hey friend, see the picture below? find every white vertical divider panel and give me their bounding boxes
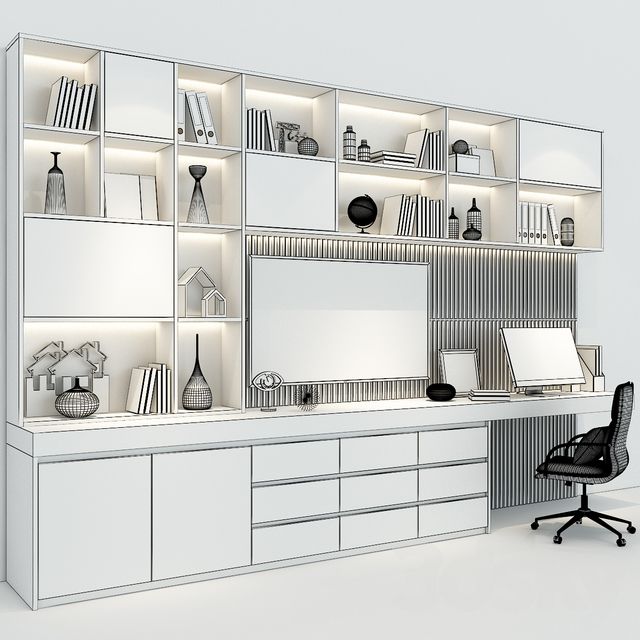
[333,91,341,232]
[97,50,105,218]
[84,52,101,217]
[172,62,180,414]
[240,73,247,411]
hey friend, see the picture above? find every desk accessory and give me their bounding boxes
[252,371,284,411]
[426,382,456,401]
[439,349,480,396]
[296,384,319,411]
[347,194,378,233]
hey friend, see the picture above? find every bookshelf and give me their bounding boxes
[6,33,604,426]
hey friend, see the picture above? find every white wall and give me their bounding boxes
[2,0,638,581]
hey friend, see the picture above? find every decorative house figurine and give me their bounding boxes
[178,266,227,318]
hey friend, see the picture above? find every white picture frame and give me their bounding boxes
[439,349,480,396]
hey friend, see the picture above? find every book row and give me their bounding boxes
[125,363,171,415]
[246,108,276,151]
[45,76,97,130]
[380,194,446,238]
[517,202,561,246]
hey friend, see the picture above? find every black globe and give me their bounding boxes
[452,139,469,154]
[347,194,378,233]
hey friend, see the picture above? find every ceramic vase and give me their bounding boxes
[54,377,99,418]
[182,333,213,410]
[187,165,209,224]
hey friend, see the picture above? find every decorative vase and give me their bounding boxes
[44,151,67,215]
[462,227,482,241]
[466,197,482,233]
[182,333,213,410]
[343,125,357,160]
[448,207,460,239]
[347,194,378,233]
[187,165,209,224]
[298,136,319,156]
[54,377,99,418]
[357,139,371,162]
[560,217,575,246]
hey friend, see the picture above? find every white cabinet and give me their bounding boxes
[152,447,251,581]
[419,463,487,501]
[341,471,417,511]
[419,426,487,464]
[253,440,339,482]
[253,519,339,564]
[38,456,151,599]
[419,497,488,538]
[24,218,174,317]
[253,480,339,523]
[341,433,417,472]
[105,53,174,139]
[519,120,602,188]
[246,153,335,230]
[341,507,417,549]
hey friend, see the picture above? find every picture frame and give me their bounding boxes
[439,348,481,396]
[468,146,496,177]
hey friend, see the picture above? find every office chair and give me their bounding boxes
[531,381,635,546]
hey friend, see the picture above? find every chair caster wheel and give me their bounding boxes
[553,535,562,544]
[617,538,627,547]
[530,521,539,530]
[627,525,636,534]
[577,519,582,525]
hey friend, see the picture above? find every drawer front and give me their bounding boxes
[419,426,487,464]
[341,471,417,511]
[253,480,339,524]
[341,507,417,550]
[419,463,487,501]
[341,433,417,472]
[253,440,339,482]
[252,519,339,564]
[419,497,488,538]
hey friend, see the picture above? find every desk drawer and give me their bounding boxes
[419,463,487,501]
[252,519,339,563]
[341,433,417,472]
[253,480,339,524]
[341,471,417,511]
[253,440,339,482]
[419,426,487,464]
[419,497,487,537]
[341,507,417,550]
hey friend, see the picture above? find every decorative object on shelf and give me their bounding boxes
[561,217,575,246]
[466,197,482,233]
[54,376,100,419]
[343,125,357,160]
[448,207,460,239]
[451,139,469,155]
[370,150,416,167]
[126,363,171,414]
[45,77,97,130]
[297,135,319,156]
[251,370,284,412]
[44,151,67,215]
[448,153,480,174]
[186,165,209,224]
[178,266,226,317]
[357,139,371,162]
[462,227,482,241]
[347,194,378,233]
[25,340,110,417]
[182,334,213,411]
[439,349,480,397]
[275,121,301,153]
[295,384,319,411]
[426,382,456,402]
[105,173,158,221]
[469,145,496,176]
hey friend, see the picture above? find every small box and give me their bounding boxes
[448,153,480,174]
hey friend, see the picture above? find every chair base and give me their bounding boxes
[531,484,636,546]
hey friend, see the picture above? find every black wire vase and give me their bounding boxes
[55,377,99,419]
[44,151,67,215]
[186,165,209,224]
[182,333,213,410]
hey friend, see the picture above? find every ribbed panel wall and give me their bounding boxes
[491,416,577,508]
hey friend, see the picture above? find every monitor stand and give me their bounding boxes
[524,387,545,396]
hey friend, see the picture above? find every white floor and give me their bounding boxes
[2,488,640,639]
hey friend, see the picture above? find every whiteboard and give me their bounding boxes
[250,257,428,384]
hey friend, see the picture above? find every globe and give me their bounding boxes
[347,194,378,233]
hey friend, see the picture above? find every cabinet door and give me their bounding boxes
[105,53,174,138]
[38,456,151,599]
[340,433,417,472]
[246,154,335,230]
[153,447,251,580]
[340,507,417,550]
[519,120,601,188]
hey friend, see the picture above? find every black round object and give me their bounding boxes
[530,521,539,530]
[54,377,99,419]
[452,139,469,154]
[628,525,636,534]
[553,535,562,544]
[617,538,627,547]
[462,227,482,241]
[298,137,319,156]
[426,382,456,402]
[347,194,378,233]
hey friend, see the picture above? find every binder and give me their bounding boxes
[541,203,548,244]
[533,203,542,244]
[177,89,186,141]
[517,202,524,243]
[186,90,206,143]
[196,91,218,144]
[547,204,561,246]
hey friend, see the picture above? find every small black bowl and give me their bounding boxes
[426,383,456,402]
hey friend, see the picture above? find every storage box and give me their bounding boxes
[448,153,480,174]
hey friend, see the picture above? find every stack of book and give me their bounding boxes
[45,76,97,130]
[178,90,218,144]
[370,150,416,167]
[246,108,276,151]
[415,196,445,238]
[468,389,511,402]
[403,128,445,171]
[379,194,446,237]
[126,363,172,415]
[517,202,561,246]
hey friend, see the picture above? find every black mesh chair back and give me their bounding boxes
[606,381,634,480]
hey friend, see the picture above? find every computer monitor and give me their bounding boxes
[500,327,585,392]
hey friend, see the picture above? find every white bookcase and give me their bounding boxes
[6,33,604,428]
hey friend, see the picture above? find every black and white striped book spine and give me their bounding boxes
[82,84,97,130]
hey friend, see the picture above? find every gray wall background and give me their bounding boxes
[1,0,637,581]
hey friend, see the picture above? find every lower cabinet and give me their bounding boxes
[419,497,488,538]
[340,507,418,549]
[152,447,251,580]
[38,456,151,600]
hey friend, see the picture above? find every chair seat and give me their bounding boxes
[536,455,608,478]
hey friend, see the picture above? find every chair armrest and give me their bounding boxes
[562,433,586,457]
[538,440,611,476]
